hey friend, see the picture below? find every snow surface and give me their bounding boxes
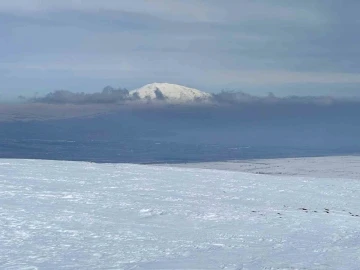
[1,159,360,269]
[162,156,360,179]
[130,83,212,103]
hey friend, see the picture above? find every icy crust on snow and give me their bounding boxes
[1,159,360,269]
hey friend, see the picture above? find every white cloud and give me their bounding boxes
[0,0,217,22]
[0,0,355,96]
[214,70,360,84]
[4,56,360,86]
[0,0,325,24]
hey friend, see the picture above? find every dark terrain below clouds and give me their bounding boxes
[1,86,359,123]
[24,86,357,105]
[1,95,360,163]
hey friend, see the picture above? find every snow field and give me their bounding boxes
[0,159,359,269]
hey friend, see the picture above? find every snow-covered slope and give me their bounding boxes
[162,156,360,179]
[1,159,360,269]
[130,83,212,103]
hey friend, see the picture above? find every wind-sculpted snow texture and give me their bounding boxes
[1,159,359,269]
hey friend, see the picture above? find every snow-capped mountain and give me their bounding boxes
[130,83,212,103]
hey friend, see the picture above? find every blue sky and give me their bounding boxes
[1,0,360,100]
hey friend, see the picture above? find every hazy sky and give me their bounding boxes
[1,0,360,99]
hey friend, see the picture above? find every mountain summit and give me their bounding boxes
[130,83,212,103]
